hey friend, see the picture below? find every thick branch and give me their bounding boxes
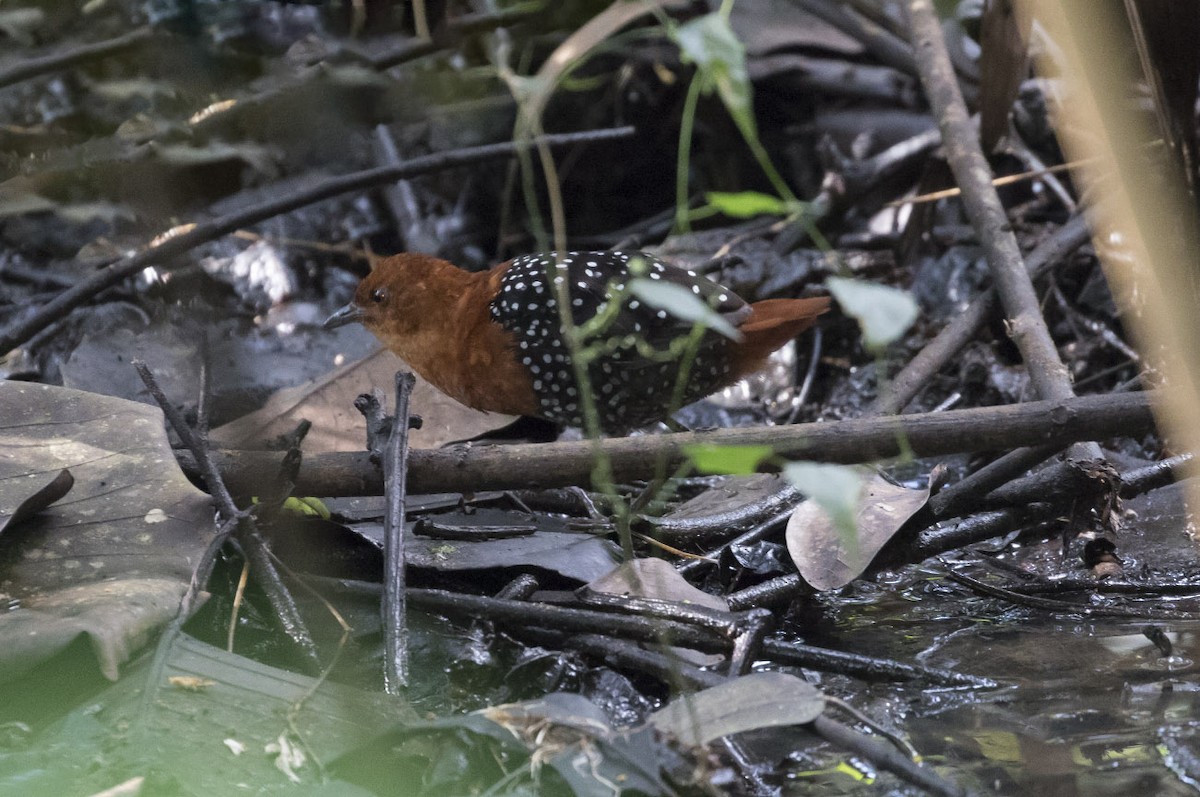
[184,392,1157,496]
[907,3,1083,404]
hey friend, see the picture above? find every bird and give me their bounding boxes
[324,250,830,432]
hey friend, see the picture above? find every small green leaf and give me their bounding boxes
[628,278,742,340]
[705,191,788,219]
[826,276,918,353]
[251,497,332,519]
[684,444,774,475]
[673,13,756,141]
[782,462,863,542]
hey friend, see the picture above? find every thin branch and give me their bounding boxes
[809,715,967,797]
[382,372,417,693]
[942,565,1200,621]
[927,443,1062,518]
[133,360,321,672]
[0,27,154,90]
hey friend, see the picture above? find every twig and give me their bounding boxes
[817,127,942,218]
[912,506,1052,560]
[809,715,967,797]
[727,608,773,677]
[574,591,743,638]
[382,372,417,693]
[911,450,1171,563]
[761,637,992,688]
[978,454,1118,510]
[916,444,1176,557]
[1119,453,1193,497]
[0,28,154,90]
[676,506,796,579]
[186,391,1159,496]
[133,361,321,672]
[405,587,990,687]
[941,564,1200,621]
[409,587,730,649]
[302,576,992,687]
[353,389,392,458]
[0,127,635,357]
[134,345,233,724]
[733,451,1187,606]
[227,560,250,653]
[365,6,539,69]
[1008,577,1200,598]
[927,442,1064,518]
[792,0,918,77]
[824,696,923,762]
[926,348,1138,521]
[550,631,720,689]
[886,160,1079,209]
[649,481,799,544]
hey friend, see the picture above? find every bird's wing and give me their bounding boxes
[558,252,750,349]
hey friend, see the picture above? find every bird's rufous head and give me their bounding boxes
[323,254,456,337]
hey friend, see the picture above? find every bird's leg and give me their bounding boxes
[663,417,692,433]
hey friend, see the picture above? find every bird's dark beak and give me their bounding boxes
[323,302,366,330]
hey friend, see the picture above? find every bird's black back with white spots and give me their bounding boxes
[488,251,752,431]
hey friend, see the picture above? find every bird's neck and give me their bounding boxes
[374,265,485,367]
[375,266,538,416]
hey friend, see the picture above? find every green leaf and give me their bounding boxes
[705,191,789,219]
[782,462,863,542]
[628,278,742,340]
[826,276,918,354]
[673,13,756,141]
[283,497,331,519]
[684,444,774,475]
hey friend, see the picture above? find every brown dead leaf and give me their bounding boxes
[786,472,929,591]
[588,557,728,611]
[209,347,519,452]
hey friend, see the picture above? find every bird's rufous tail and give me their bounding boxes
[729,297,832,379]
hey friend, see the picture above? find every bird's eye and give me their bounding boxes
[370,288,387,303]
